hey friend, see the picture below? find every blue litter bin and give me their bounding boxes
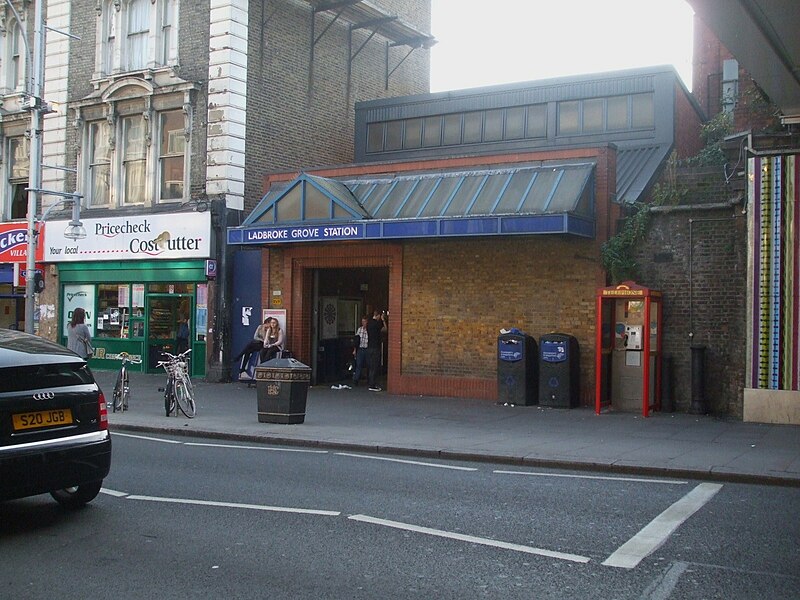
[538,333,579,408]
[497,331,538,405]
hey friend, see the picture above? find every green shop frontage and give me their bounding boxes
[57,261,208,377]
[44,212,213,378]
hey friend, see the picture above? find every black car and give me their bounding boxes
[0,329,111,508]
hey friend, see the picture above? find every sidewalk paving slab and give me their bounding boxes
[95,370,800,486]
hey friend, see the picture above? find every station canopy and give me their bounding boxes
[231,161,597,244]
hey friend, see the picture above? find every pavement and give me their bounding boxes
[95,369,800,487]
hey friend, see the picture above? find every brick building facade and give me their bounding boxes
[0,0,432,380]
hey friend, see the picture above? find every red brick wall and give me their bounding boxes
[692,15,780,132]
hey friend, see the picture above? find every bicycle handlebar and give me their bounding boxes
[116,351,142,364]
[159,348,192,360]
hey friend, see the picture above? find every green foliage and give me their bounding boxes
[685,112,732,167]
[601,203,651,284]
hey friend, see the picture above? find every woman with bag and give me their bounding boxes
[67,307,93,359]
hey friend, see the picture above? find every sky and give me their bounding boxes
[430,0,695,93]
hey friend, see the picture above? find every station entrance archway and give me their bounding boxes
[281,242,402,390]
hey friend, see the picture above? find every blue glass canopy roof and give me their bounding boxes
[230,162,596,245]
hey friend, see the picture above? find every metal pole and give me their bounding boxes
[25,0,46,334]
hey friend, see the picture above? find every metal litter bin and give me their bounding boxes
[255,357,311,424]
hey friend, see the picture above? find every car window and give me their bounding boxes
[0,363,95,393]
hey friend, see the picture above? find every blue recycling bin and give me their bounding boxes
[538,333,580,408]
[497,331,538,405]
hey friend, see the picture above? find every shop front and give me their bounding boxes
[0,221,43,331]
[43,212,213,377]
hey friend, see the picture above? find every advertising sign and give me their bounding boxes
[44,212,212,262]
[62,284,96,337]
[0,222,44,263]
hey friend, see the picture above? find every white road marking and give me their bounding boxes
[112,432,182,444]
[100,488,129,497]
[603,482,723,569]
[185,442,327,454]
[349,514,590,563]
[335,452,477,471]
[118,493,340,516]
[494,470,687,485]
[641,561,689,600]
[112,432,326,454]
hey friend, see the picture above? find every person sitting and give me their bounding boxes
[234,318,270,373]
[259,318,285,363]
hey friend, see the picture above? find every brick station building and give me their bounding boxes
[228,66,704,402]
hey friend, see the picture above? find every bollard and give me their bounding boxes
[689,345,707,415]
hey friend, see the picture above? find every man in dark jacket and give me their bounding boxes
[366,310,387,391]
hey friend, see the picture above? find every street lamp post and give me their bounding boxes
[23,0,84,334]
[23,0,45,334]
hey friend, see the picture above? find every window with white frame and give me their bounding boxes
[5,136,29,220]
[2,17,26,93]
[97,0,179,77]
[158,110,185,201]
[121,115,146,204]
[83,105,187,207]
[88,121,112,206]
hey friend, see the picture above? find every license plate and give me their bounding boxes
[12,409,74,431]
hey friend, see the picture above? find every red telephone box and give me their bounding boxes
[595,282,662,417]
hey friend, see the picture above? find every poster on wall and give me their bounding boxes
[62,284,96,337]
[195,283,208,339]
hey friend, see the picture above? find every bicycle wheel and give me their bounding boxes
[112,370,124,413]
[164,379,175,417]
[174,377,196,418]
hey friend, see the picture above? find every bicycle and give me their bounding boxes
[111,351,142,413]
[157,349,195,418]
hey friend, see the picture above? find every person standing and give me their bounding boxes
[351,316,370,386]
[66,307,93,359]
[366,310,386,391]
[175,314,190,355]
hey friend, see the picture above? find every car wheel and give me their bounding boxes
[50,481,103,509]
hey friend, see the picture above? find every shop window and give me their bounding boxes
[147,283,195,294]
[631,93,654,129]
[96,284,132,339]
[159,110,185,202]
[88,121,112,206]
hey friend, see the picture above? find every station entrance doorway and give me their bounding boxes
[311,267,388,385]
